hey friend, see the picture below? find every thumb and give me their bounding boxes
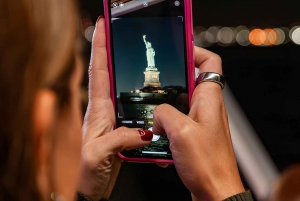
[153,104,191,139]
[101,127,153,154]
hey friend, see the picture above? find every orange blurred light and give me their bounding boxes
[264,28,277,45]
[249,29,266,46]
[249,29,258,45]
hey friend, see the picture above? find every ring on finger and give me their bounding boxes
[196,72,225,90]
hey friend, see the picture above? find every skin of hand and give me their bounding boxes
[153,47,245,201]
[78,17,153,201]
[270,165,300,201]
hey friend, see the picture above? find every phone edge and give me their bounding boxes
[104,0,194,164]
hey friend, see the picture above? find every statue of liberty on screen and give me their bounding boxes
[143,35,155,68]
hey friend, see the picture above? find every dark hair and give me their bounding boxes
[0,0,79,200]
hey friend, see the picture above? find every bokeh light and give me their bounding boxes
[206,26,219,43]
[280,27,290,44]
[234,26,248,35]
[273,28,285,45]
[290,26,300,45]
[193,26,211,47]
[82,16,94,42]
[217,27,234,45]
[249,29,266,46]
[84,26,95,42]
[193,24,299,47]
[264,29,277,45]
[236,29,250,46]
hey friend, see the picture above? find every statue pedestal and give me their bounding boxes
[145,67,158,71]
[144,67,161,88]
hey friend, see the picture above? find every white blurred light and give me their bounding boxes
[174,1,180,6]
[289,26,295,40]
[290,26,300,45]
[193,25,300,47]
[230,27,237,43]
[84,26,95,42]
[236,30,250,46]
[206,26,219,43]
[273,28,285,45]
[280,27,290,44]
[234,26,249,35]
[199,32,212,47]
[193,26,211,47]
[143,1,148,7]
[217,27,234,45]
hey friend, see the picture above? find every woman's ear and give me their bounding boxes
[32,89,57,200]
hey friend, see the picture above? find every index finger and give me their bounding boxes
[189,47,225,121]
[82,17,115,143]
[89,17,110,102]
[194,46,222,75]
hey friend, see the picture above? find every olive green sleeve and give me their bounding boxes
[222,191,254,201]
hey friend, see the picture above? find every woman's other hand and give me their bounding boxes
[153,47,245,201]
[78,17,153,201]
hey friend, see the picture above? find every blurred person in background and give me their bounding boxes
[0,0,151,199]
[0,0,83,199]
[0,0,261,201]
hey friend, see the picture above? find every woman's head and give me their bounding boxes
[0,0,82,200]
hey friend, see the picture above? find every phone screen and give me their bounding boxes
[108,0,188,159]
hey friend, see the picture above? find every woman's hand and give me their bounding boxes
[78,17,153,201]
[153,47,245,201]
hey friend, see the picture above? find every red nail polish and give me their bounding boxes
[138,130,153,141]
[96,15,103,23]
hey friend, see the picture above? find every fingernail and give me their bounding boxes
[96,15,103,23]
[138,130,153,141]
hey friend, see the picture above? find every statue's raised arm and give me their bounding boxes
[143,35,148,48]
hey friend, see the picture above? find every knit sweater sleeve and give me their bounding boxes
[222,191,254,201]
[77,192,109,201]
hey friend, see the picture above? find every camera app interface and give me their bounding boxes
[110,0,187,158]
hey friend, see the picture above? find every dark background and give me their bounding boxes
[79,0,300,200]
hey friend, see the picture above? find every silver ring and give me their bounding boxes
[196,72,225,90]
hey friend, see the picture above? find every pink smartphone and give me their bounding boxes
[104,0,194,163]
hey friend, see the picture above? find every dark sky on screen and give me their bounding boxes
[112,17,186,96]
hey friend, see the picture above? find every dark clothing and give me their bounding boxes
[223,191,254,201]
[77,192,109,201]
[78,190,254,201]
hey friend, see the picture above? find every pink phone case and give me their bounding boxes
[104,0,194,164]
